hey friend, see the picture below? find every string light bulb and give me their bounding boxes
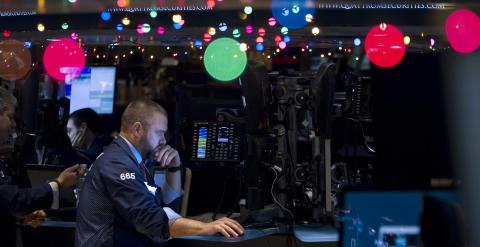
[268,17,277,26]
[208,27,216,36]
[121,17,130,26]
[240,43,248,52]
[37,23,45,32]
[403,35,411,45]
[172,14,182,23]
[244,6,253,15]
[305,14,314,23]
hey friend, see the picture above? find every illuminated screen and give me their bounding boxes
[342,190,458,247]
[67,67,116,114]
[217,126,229,143]
[196,127,208,158]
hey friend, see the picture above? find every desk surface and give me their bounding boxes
[41,219,76,228]
[40,220,340,244]
[176,227,281,242]
[293,224,339,243]
[176,224,339,243]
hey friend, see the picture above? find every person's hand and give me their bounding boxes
[21,210,46,228]
[70,130,86,149]
[153,145,181,168]
[200,217,244,237]
[56,164,85,188]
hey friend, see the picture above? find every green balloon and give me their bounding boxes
[204,38,247,82]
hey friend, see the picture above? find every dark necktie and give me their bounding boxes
[139,161,148,181]
[140,161,155,186]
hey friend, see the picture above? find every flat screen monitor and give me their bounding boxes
[340,189,459,247]
[66,67,116,114]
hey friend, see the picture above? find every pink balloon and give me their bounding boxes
[364,23,406,68]
[43,38,85,81]
[445,9,480,54]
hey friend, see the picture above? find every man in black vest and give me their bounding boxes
[76,100,244,247]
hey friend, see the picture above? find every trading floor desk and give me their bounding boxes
[21,220,338,247]
[171,224,338,247]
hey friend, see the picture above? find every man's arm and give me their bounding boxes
[0,182,52,213]
[170,217,244,238]
[154,145,182,193]
[0,164,83,213]
[165,168,182,194]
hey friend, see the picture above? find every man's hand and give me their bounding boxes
[56,164,85,188]
[20,210,46,228]
[153,145,181,168]
[201,217,244,237]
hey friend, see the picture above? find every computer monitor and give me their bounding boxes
[66,67,116,114]
[25,164,77,207]
[340,189,460,247]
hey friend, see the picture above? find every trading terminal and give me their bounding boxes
[0,0,478,246]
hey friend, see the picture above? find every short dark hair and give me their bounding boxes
[120,100,167,132]
[69,108,102,134]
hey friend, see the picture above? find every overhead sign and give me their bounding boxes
[318,2,456,10]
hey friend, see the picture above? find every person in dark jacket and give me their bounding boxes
[66,108,113,163]
[76,100,243,247]
[0,87,85,246]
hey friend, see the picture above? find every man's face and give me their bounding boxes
[0,105,16,144]
[140,112,168,159]
[66,118,79,142]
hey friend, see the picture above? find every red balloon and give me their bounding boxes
[445,9,480,54]
[0,40,32,81]
[43,38,85,81]
[364,23,406,68]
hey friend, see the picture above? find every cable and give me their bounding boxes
[226,175,242,217]
[347,117,375,153]
[212,178,227,221]
[270,167,294,219]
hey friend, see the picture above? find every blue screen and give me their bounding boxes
[67,67,116,114]
[217,126,229,143]
[341,190,458,247]
[196,127,208,158]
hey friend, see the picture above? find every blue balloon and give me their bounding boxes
[271,0,315,29]
[101,11,111,21]
[116,24,123,31]
[283,35,291,43]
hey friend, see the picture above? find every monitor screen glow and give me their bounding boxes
[67,67,116,114]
